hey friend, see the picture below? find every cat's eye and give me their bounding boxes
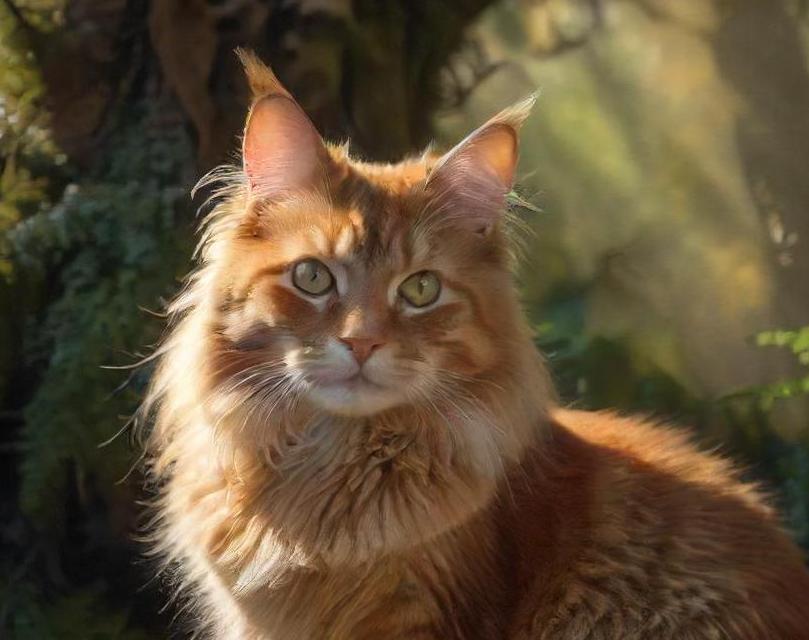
[292,259,334,296]
[399,271,441,308]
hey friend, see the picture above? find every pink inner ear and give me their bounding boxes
[426,122,520,233]
[470,124,519,187]
[243,95,325,197]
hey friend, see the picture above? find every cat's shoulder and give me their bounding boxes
[549,407,747,492]
[542,407,809,572]
[503,408,809,637]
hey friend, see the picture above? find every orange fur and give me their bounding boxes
[142,54,809,639]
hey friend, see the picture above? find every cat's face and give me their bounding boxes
[203,54,532,420]
[211,179,512,418]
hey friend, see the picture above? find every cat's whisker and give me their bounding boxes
[250,378,299,434]
[213,361,288,397]
[236,379,288,436]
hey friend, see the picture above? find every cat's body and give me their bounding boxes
[143,52,809,639]
[153,407,809,639]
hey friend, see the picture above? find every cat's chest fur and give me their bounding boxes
[223,554,499,640]
[218,532,506,640]
[166,411,512,638]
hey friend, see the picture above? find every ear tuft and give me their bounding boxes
[425,94,537,234]
[491,92,539,132]
[237,48,291,100]
[239,50,329,198]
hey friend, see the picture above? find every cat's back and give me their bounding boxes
[503,409,809,639]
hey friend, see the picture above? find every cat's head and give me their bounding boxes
[198,52,537,421]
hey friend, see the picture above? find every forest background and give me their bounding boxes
[1,0,809,637]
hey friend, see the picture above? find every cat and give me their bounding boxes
[141,50,809,639]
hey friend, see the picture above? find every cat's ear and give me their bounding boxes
[238,49,330,197]
[425,95,536,234]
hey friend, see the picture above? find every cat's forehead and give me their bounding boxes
[306,164,434,265]
[321,199,424,269]
[251,189,420,273]
[342,154,437,192]
[247,154,444,271]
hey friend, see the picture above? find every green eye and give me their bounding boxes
[399,271,441,308]
[292,259,334,296]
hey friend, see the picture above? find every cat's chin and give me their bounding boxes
[307,378,403,417]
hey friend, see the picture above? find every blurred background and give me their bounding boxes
[1,0,808,637]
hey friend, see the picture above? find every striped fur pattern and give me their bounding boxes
[142,53,809,638]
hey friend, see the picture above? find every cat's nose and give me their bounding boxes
[339,337,384,365]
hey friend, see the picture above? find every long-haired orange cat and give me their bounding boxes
[142,52,809,639]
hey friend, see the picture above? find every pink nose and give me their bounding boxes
[339,337,384,365]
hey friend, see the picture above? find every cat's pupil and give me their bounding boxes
[293,259,333,295]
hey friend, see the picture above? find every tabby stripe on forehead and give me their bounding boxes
[389,218,414,267]
[330,223,356,257]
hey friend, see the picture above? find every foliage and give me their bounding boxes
[749,327,809,409]
[0,0,65,274]
[10,106,193,529]
[2,93,194,635]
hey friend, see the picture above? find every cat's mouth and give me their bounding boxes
[309,367,380,387]
[305,370,400,416]
[315,371,387,394]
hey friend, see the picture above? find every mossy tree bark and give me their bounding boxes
[26,0,497,168]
